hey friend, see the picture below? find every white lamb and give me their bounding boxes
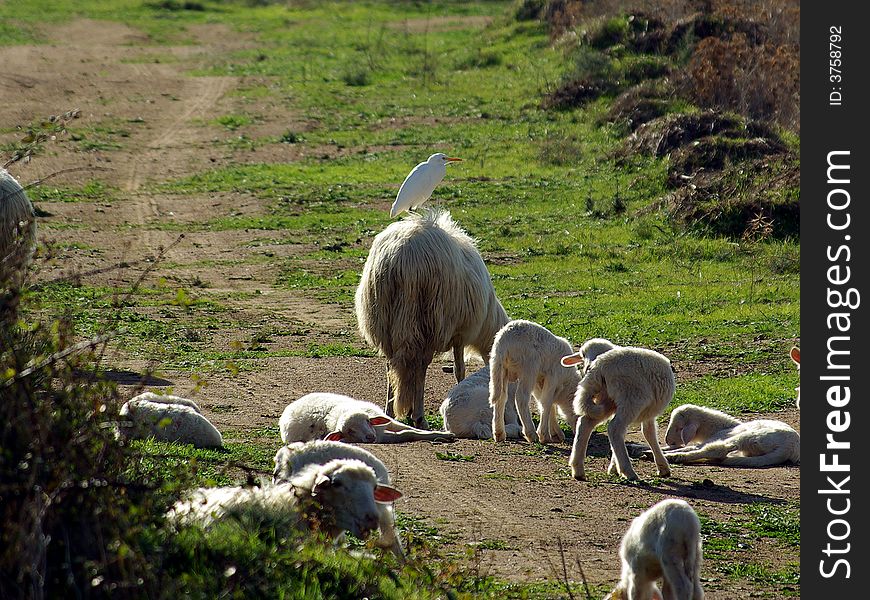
[440,365,522,439]
[655,404,800,467]
[279,392,455,444]
[169,458,402,545]
[119,392,223,448]
[561,346,674,481]
[790,346,800,409]
[273,440,404,560]
[489,320,580,444]
[605,498,704,600]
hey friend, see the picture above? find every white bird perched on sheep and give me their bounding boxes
[119,392,223,448]
[0,167,36,284]
[653,403,800,467]
[169,458,403,545]
[273,440,405,560]
[605,498,704,600]
[355,209,509,428]
[279,392,455,444]
[489,320,580,444]
[562,345,674,481]
[390,153,462,217]
[440,365,522,440]
[790,346,800,409]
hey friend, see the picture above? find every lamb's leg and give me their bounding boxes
[535,384,562,444]
[514,379,539,444]
[664,441,731,464]
[547,408,565,443]
[385,364,395,417]
[490,370,509,442]
[661,559,693,600]
[378,427,455,443]
[607,412,638,480]
[641,418,671,477]
[452,344,466,384]
[569,415,599,480]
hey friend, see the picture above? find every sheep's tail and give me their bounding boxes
[575,367,610,420]
[489,358,507,411]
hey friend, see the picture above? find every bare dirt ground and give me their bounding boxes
[1,19,800,598]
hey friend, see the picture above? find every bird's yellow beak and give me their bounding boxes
[446,157,462,162]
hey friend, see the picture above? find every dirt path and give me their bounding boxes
[0,18,801,598]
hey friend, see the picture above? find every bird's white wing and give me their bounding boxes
[390,162,444,217]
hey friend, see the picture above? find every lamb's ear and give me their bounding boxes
[790,346,800,366]
[681,422,699,446]
[369,416,392,426]
[312,472,332,495]
[373,484,403,503]
[561,352,584,367]
[324,431,344,442]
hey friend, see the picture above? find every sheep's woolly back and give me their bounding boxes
[273,440,391,484]
[120,392,223,448]
[574,346,674,422]
[0,168,36,282]
[355,209,508,419]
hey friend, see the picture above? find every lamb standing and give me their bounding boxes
[169,458,402,545]
[489,320,580,444]
[273,440,404,560]
[562,346,674,481]
[654,404,800,467]
[119,392,223,448]
[279,392,455,444]
[354,209,508,428]
[440,365,522,440]
[1,168,36,284]
[605,498,704,600]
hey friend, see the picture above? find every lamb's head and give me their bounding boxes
[560,338,617,374]
[790,346,800,409]
[664,405,700,447]
[325,411,391,443]
[304,459,402,540]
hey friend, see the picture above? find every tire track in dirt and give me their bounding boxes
[123,66,232,254]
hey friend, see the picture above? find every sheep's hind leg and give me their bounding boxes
[607,413,638,480]
[569,415,598,480]
[452,344,466,383]
[535,384,562,443]
[641,418,671,477]
[514,379,539,444]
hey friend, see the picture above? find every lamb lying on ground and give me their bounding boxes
[169,458,401,546]
[273,440,405,560]
[119,392,223,448]
[440,365,521,439]
[605,498,704,600]
[489,320,580,444]
[562,346,674,481]
[647,404,800,467]
[279,392,455,444]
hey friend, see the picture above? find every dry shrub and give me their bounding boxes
[679,34,799,130]
[602,80,675,132]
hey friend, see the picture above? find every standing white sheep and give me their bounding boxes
[489,320,580,444]
[273,440,404,560]
[1,168,36,284]
[119,392,223,448]
[440,365,522,440]
[655,404,800,467]
[354,209,509,428]
[169,458,402,545]
[605,498,704,600]
[279,392,455,444]
[562,346,674,481]
[790,346,800,409]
